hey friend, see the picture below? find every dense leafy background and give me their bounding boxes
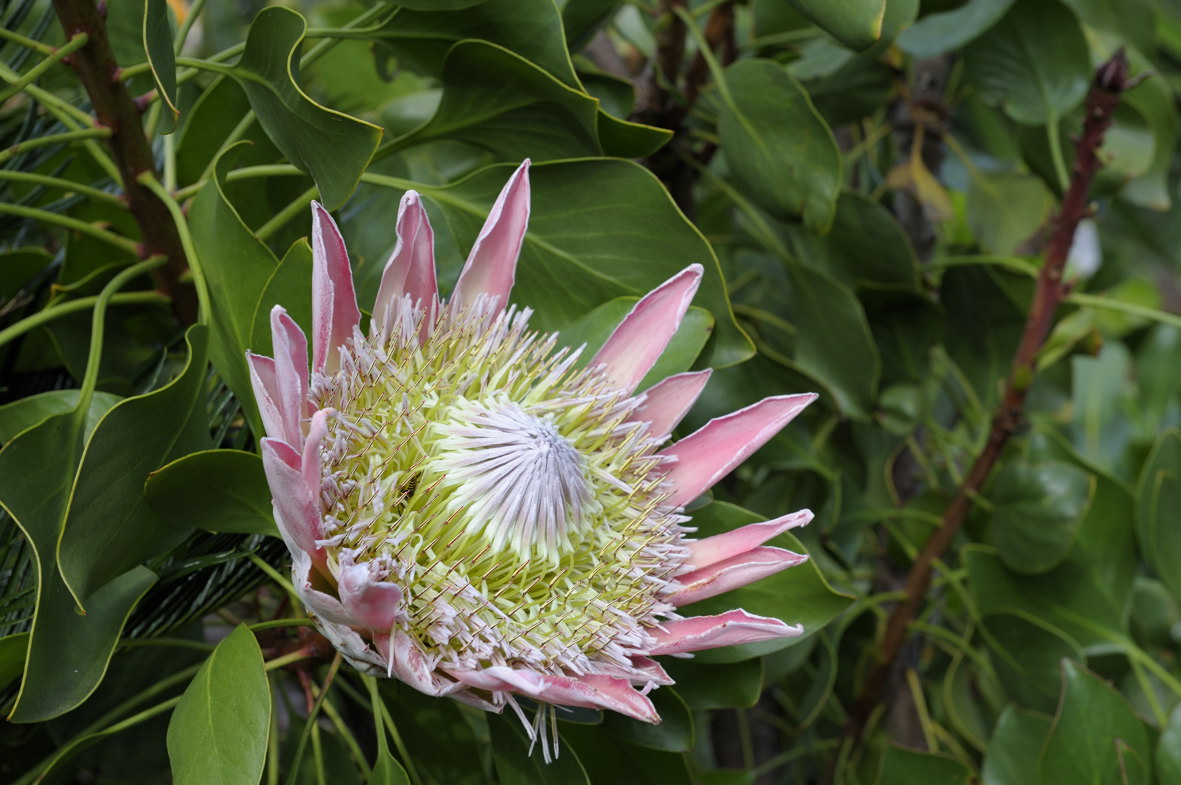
[2,0,1181,783]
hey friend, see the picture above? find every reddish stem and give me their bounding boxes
[838,48,1129,760]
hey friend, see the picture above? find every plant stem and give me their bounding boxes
[836,48,1131,765]
[0,126,112,165]
[0,168,125,206]
[0,202,139,253]
[0,291,167,349]
[0,32,89,104]
[51,0,199,324]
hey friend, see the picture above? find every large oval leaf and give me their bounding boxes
[167,625,271,785]
[717,60,842,233]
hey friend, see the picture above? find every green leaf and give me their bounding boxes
[1038,660,1153,785]
[1158,704,1181,785]
[603,689,693,752]
[376,160,752,368]
[681,502,852,663]
[966,546,1125,652]
[232,6,382,208]
[0,389,123,443]
[57,328,212,602]
[897,0,1015,59]
[561,724,692,785]
[663,658,764,710]
[986,460,1093,574]
[878,746,975,785]
[786,0,886,50]
[983,610,1085,713]
[167,625,271,785]
[145,450,277,536]
[981,705,1052,785]
[190,145,312,440]
[963,0,1090,125]
[378,680,489,785]
[1135,428,1181,603]
[781,263,880,419]
[790,190,919,290]
[371,753,412,785]
[717,60,842,233]
[967,171,1054,255]
[490,714,590,784]
[143,0,178,133]
[0,632,29,692]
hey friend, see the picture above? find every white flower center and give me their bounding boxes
[429,399,595,562]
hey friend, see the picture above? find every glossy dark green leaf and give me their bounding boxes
[378,680,488,785]
[145,450,277,536]
[1158,704,1181,785]
[0,389,123,443]
[782,263,880,419]
[0,632,29,692]
[603,689,693,752]
[897,0,1015,58]
[681,502,852,663]
[1119,73,1177,210]
[717,60,842,233]
[783,191,919,290]
[878,746,975,785]
[966,546,1125,651]
[787,0,886,50]
[981,706,1052,785]
[1038,660,1153,785]
[963,0,1090,125]
[966,171,1054,255]
[143,0,178,133]
[57,328,212,601]
[232,6,382,208]
[371,753,412,785]
[490,714,589,784]
[389,160,752,368]
[663,658,764,710]
[167,625,271,785]
[560,724,692,785]
[986,460,1092,574]
[1135,428,1181,603]
[983,610,1085,712]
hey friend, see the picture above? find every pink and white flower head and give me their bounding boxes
[249,160,816,752]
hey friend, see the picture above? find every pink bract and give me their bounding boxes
[248,161,816,748]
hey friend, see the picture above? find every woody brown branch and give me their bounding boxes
[839,48,1130,757]
[52,0,197,325]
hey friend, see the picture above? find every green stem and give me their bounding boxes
[0,27,56,54]
[0,168,124,207]
[0,32,89,104]
[1067,291,1181,330]
[247,552,298,597]
[0,126,112,166]
[137,172,211,324]
[1047,113,1070,193]
[174,0,207,54]
[257,186,317,241]
[75,256,169,419]
[173,56,237,77]
[0,202,139,254]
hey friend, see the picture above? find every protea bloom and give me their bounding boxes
[249,161,816,750]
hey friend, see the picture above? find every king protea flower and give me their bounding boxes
[249,161,816,751]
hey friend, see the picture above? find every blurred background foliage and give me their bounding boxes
[2,0,1181,783]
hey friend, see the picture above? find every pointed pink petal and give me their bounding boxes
[247,353,283,440]
[289,548,351,626]
[456,667,659,723]
[301,408,330,512]
[375,630,458,695]
[660,393,817,507]
[451,160,531,311]
[338,564,404,633]
[311,202,361,374]
[591,265,703,394]
[669,546,808,606]
[260,437,323,565]
[635,369,712,440]
[373,190,438,333]
[270,306,309,446]
[647,610,802,656]
[685,509,813,569]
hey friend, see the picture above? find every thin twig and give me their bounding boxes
[835,48,1130,766]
